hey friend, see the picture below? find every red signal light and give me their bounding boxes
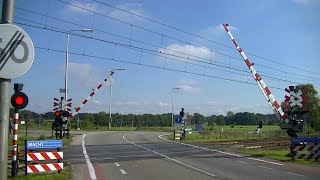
[15,96,24,105]
[11,92,28,110]
[54,111,61,117]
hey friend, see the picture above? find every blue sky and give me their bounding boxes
[2,0,320,116]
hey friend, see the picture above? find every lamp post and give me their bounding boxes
[108,68,126,130]
[65,29,93,110]
[170,87,181,128]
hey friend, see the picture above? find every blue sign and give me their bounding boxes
[26,140,63,149]
[291,138,320,144]
[175,116,182,124]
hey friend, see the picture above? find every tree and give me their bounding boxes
[94,112,108,126]
[193,113,205,124]
[227,111,235,117]
[298,84,320,130]
[215,115,225,125]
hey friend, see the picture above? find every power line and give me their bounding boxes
[93,0,320,76]
[35,45,286,91]
[14,7,320,83]
[56,0,320,77]
[15,21,312,86]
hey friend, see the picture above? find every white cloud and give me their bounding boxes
[159,44,212,61]
[159,101,169,107]
[108,3,148,24]
[179,85,201,94]
[115,101,141,106]
[68,62,99,87]
[177,79,201,94]
[91,99,102,106]
[65,1,103,15]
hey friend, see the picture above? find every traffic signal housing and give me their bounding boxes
[61,110,70,118]
[54,111,63,125]
[11,83,28,110]
[54,110,69,125]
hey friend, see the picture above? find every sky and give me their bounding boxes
[1,0,320,116]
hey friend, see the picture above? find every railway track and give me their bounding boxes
[202,137,291,149]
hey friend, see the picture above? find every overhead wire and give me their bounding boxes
[14,20,312,86]
[93,0,320,76]
[14,6,320,84]
[55,0,320,79]
[34,45,286,91]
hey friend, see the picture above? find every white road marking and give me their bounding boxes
[159,134,242,157]
[115,162,120,167]
[159,134,283,166]
[237,160,247,164]
[258,166,272,170]
[285,172,304,177]
[119,169,127,175]
[82,134,97,180]
[247,157,283,166]
[221,157,229,160]
[123,134,216,178]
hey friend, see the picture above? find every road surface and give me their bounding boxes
[64,131,320,180]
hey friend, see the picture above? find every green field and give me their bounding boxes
[234,148,320,167]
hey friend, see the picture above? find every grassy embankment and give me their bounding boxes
[169,125,320,167]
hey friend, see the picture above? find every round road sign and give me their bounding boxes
[0,24,35,79]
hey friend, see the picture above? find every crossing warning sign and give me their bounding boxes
[0,24,34,79]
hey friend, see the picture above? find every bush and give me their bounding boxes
[38,134,46,140]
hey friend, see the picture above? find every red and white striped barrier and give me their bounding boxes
[222,24,288,123]
[27,152,63,161]
[292,145,320,152]
[292,153,320,159]
[25,142,64,175]
[69,71,114,119]
[27,163,63,173]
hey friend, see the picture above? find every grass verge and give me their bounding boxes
[8,168,71,180]
[233,148,320,167]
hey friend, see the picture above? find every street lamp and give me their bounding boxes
[170,87,181,128]
[64,28,93,110]
[108,68,126,130]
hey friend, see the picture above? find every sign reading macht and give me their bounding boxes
[0,24,35,79]
[26,140,63,149]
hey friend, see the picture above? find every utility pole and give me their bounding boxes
[108,79,112,130]
[0,1,14,179]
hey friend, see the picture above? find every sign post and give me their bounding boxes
[0,1,15,179]
[1,1,34,178]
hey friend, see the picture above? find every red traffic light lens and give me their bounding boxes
[54,111,61,117]
[11,92,28,110]
[15,96,24,105]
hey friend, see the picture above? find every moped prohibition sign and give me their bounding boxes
[0,24,34,79]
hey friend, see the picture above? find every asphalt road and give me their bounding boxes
[64,131,320,180]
